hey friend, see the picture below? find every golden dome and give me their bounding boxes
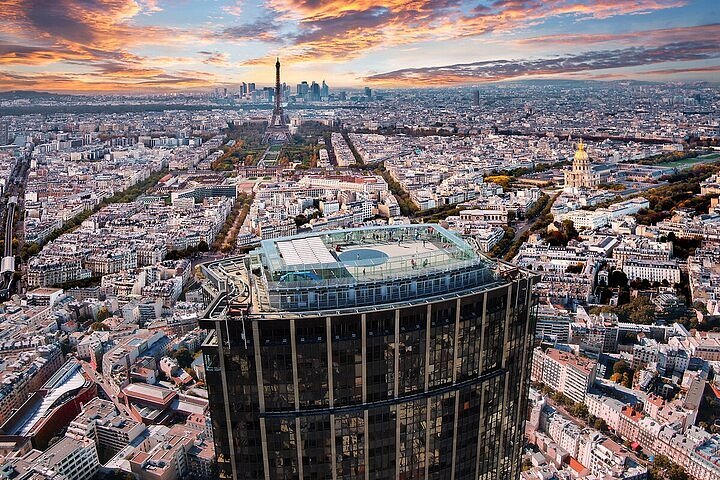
[574,139,589,162]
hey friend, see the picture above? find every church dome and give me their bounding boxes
[574,140,589,162]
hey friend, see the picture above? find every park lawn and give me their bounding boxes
[663,154,719,168]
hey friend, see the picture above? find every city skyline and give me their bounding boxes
[0,0,718,93]
[0,57,719,479]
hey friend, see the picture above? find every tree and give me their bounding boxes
[91,321,109,331]
[526,194,550,219]
[569,402,589,419]
[622,372,633,388]
[197,240,209,252]
[613,360,629,376]
[667,465,689,480]
[626,296,655,324]
[608,270,628,288]
[294,214,309,227]
[566,263,584,274]
[650,454,690,480]
[22,242,41,259]
[593,418,608,432]
[173,347,193,368]
[96,306,110,322]
[562,220,579,241]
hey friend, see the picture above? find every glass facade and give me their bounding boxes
[203,275,537,480]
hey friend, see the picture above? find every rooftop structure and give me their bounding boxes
[202,224,502,316]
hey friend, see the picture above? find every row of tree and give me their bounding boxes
[487,226,516,258]
[211,193,253,253]
[590,296,657,325]
[374,162,420,216]
[503,193,560,261]
[20,169,170,260]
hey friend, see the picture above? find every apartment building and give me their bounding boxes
[35,437,99,480]
[67,398,146,457]
[623,259,681,285]
[532,348,597,404]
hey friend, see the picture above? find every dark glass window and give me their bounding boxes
[331,315,363,406]
[366,310,396,402]
[296,317,329,409]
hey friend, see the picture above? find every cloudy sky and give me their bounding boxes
[0,0,718,92]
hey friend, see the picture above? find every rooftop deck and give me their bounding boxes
[202,224,512,316]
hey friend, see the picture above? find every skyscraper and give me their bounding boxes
[472,89,480,107]
[297,81,309,97]
[310,81,320,101]
[200,224,538,480]
[0,122,8,146]
[321,80,329,99]
[365,86,372,99]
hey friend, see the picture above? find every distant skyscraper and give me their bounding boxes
[472,89,480,107]
[248,82,256,92]
[297,81,309,97]
[321,80,329,99]
[0,122,8,146]
[310,81,320,101]
[201,225,538,480]
[240,82,247,95]
[365,86,372,98]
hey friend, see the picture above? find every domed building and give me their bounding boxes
[564,139,600,191]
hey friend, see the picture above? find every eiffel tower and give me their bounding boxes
[263,57,291,144]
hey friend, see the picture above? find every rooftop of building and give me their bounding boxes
[620,406,644,423]
[695,435,720,467]
[545,348,596,375]
[72,397,117,423]
[5,361,90,437]
[258,224,474,277]
[123,383,177,407]
[37,436,93,467]
[201,224,528,317]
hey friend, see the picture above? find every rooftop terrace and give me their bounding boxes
[202,224,512,316]
[257,224,475,281]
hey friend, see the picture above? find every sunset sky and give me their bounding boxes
[0,0,718,92]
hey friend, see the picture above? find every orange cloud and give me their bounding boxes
[244,0,686,66]
[365,36,720,86]
[0,0,213,91]
[0,69,220,93]
[639,65,720,75]
[222,1,244,16]
[516,23,720,47]
[200,51,231,66]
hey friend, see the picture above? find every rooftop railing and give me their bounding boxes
[263,259,498,311]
